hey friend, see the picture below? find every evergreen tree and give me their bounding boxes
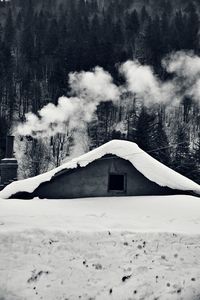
[173,125,195,178]
[136,107,156,152]
[145,15,163,68]
[194,133,200,165]
[151,118,170,165]
[140,5,149,25]
[182,96,192,123]
[192,133,200,183]
[4,8,14,49]
[185,2,199,51]
[136,107,170,164]
[126,9,140,38]
[45,19,59,57]
[171,10,186,50]
[160,11,171,55]
[125,9,140,56]
[20,0,34,62]
[16,10,23,30]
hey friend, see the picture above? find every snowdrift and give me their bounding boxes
[0,140,200,199]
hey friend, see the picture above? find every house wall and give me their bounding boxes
[30,156,176,199]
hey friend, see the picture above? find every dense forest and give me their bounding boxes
[0,0,200,182]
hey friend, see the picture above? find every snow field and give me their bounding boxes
[0,195,200,299]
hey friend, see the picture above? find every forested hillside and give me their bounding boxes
[0,0,200,182]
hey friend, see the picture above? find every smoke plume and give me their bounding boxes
[162,51,200,102]
[17,51,200,141]
[17,67,120,138]
[119,60,162,104]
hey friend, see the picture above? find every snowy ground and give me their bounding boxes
[0,195,200,300]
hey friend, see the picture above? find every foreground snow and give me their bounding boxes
[1,140,200,199]
[0,195,200,300]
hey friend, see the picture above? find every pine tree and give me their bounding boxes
[2,8,15,123]
[173,125,195,178]
[185,2,199,51]
[20,0,34,62]
[45,19,59,57]
[145,15,163,68]
[126,9,140,37]
[192,133,200,183]
[151,118,170,165]
[125,9,140,54]
[182,96,192,123]
[140,5,149,25]
[4,8,14,49]
[136,107,156,152]
[171,10,186,50]
[136,107,170,164]
[160,11,171,55]
[194,134,200,165]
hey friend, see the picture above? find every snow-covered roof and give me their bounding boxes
[0,140,200,199]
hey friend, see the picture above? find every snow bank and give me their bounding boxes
[0,195,200,233]
[0,140,200,199]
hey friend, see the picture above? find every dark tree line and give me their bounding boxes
[0,0,200,182]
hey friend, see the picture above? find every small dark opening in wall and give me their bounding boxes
[108,174,125,191]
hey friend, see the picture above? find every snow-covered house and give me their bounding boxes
[0,140,200,199]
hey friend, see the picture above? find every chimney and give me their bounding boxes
[6,135,14,158]
[0,136,18,190]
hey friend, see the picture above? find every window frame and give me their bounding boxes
[108,173,127,193]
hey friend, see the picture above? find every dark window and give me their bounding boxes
[108,174,125,191]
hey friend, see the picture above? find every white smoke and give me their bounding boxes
[17,51,200,143]
[162,51,200,103]
[17,67,120,138]
[120,51,200,106]
[119,60,162,104]
[163,51,200,79]
[69,66,120,101]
